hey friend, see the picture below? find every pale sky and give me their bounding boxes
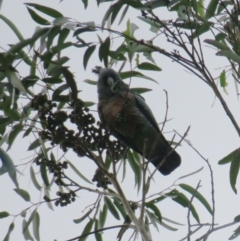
[1,1,240,241]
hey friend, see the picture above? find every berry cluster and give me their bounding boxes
[55,191,76,207]
[92,168,111,189]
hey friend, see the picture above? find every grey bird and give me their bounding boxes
[96,67,181,175]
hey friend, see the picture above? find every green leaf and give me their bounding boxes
[47,26,61,50]
[137,62,162,71]
[118,5,129,25]
[22,219,34,241]
[84,79,97,85]
[179,183,213,215]
[229,225,240,240]
[61,67,78,100]
[94,219,103,241]
[14,188,31,202]
[145,202,162,223]
[40,162,49,187]
[57,28,70,54]
[26,7,50,25]
[170,190,200,223]
[73,209,94,224]
[3,222,14,241]
[25,3,63,18]
[234,215,240,223]
[68,161,92,184]
[101,1,123,27]
[219,148,238,165]
[197,0,205,16]
[41,77,63,84]
[78,219,94,241]
[32,211,40,241]
[220,70,227,88]
[217,0,232,14]
[113,198,127,219]
[83,45,96,70]
[30,166,42,191]
[192,22,213,39]
[120,70,157,83]
[230,148,240,194]
[104,196,120,220]
[0,14,24,41]
[123,19,139,43]
[82,0,88,9]
[8,27,50,54]
[52,84,69,101]
[216,50,240,63]
[28,139,41,151]
[0,211,9,219]
[73,27,96,36]
[205,0,219,19]
[0,147,18,188]
[99,204,107,229]
[99,36,110,67]
[204,39,230,50]
[127,150,142,192]
[8,124,23,150]
[130,87,152,94]
[23,209,36,234]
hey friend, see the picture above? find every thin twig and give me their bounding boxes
[161,89,169,132]
[187,180,201,241]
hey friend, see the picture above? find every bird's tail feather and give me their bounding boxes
[150,149,181,175]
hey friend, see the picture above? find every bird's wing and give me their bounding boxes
[131,91,160,133]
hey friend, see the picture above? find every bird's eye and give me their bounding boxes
[107,77,114,87]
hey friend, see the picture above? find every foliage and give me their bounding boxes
[1,0,240,241]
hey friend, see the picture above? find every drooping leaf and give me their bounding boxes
[205,0,219,19]
[229,225,240,240]
[145,202,162,223]
[94,219,103,241]
[0,148,18,188]
[104,196,120,220]
[78,219,94,241]
[68,161,92,184]
[3,222,14,241]
[83,45,96,70]
[179,183,213,215]
[61,67,78,100]
[26,7,50,25]
[28,139,41,151]
[25,3,63,18]
[120,70,157,82]
[127,150,142,192]
[216,50,240,63]
[22,219,34,241]
[0,211,10,219]
[137,62,162,71]
[73,209,94,224]
[32,211,40,241]
[99,204,107,229]
[234,214,240,223]
[14,188,31,202]
[30,166,42,191]
[40,161,49,187]
[99,36,110,67]
[218,148,239,165]
[170,190,200,223]
[204,39,230,51]
[84,79,97,85]
[23,209,36,234]
[230,148,240,194]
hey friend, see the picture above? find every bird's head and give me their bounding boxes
[96,68,128,98]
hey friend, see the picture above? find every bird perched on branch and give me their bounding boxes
[95,67,181,175]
